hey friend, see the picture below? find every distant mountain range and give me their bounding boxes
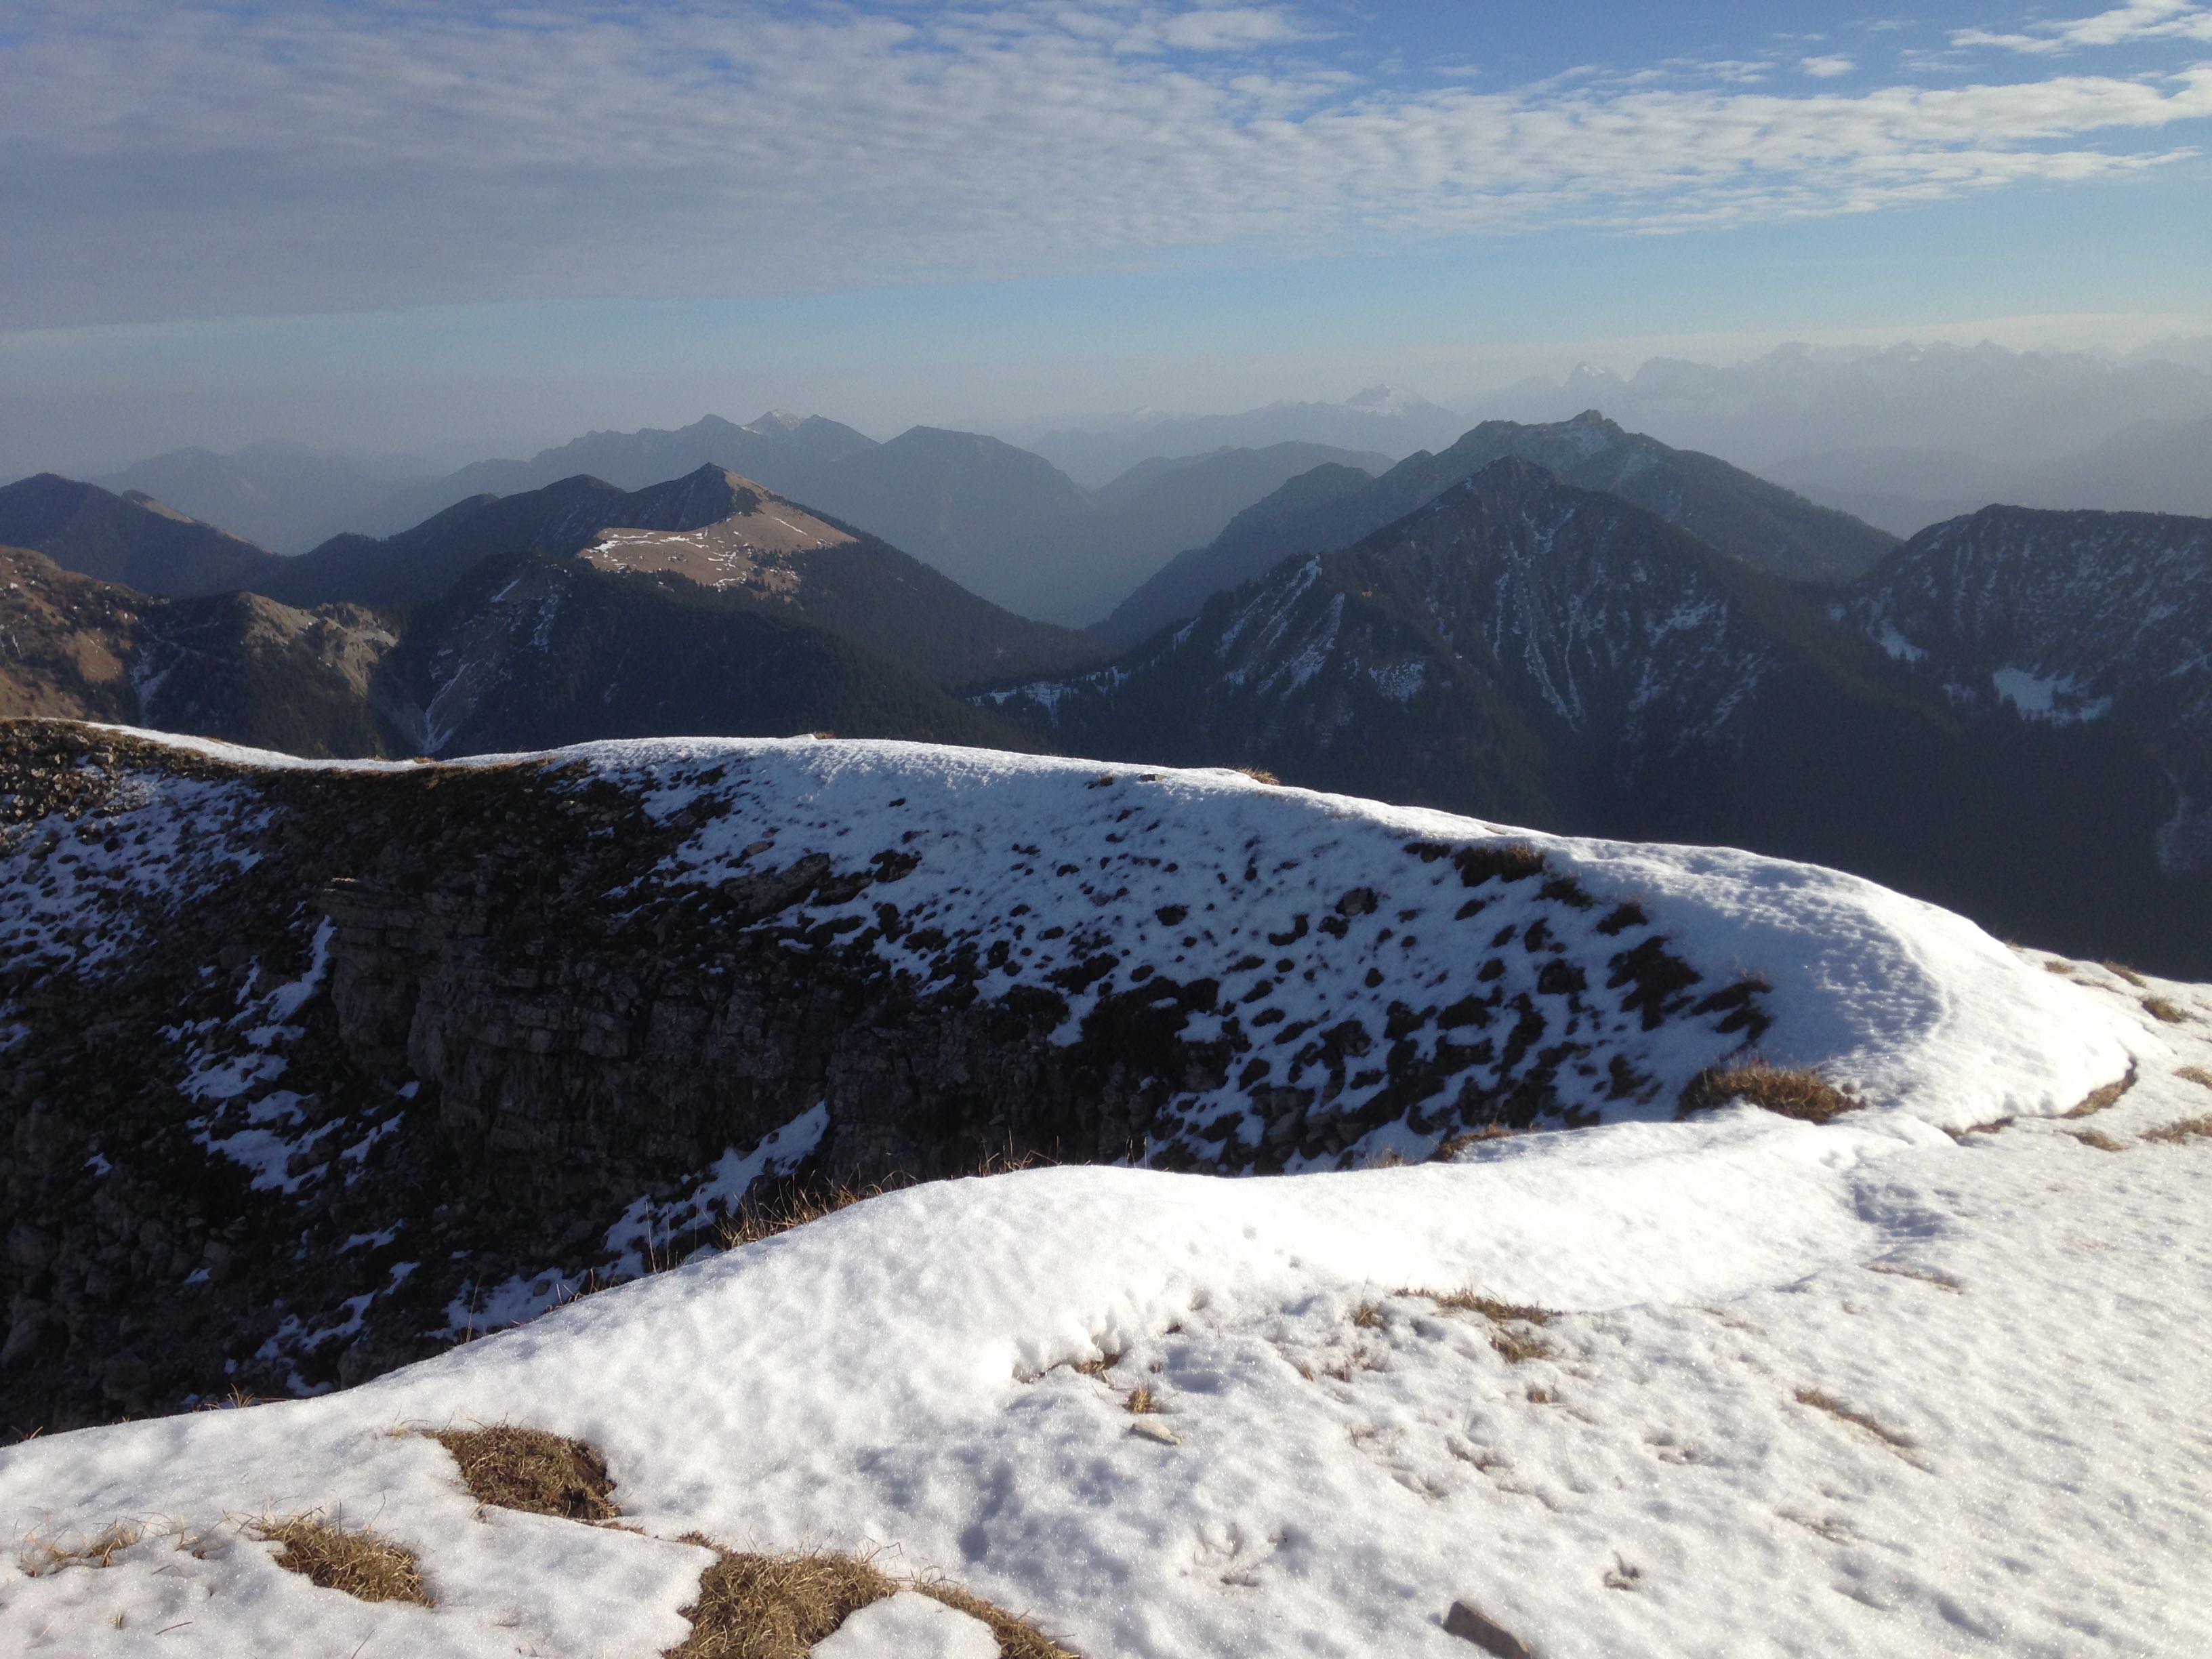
[94,414,1391,626]
[93,442,436,554]
[0,468,1099,758]
[994,460,2212,977]
[11,409,2207,974]
[1094,411,1896,649]
[1477,342,2212,536]
[1771,411,2212,535]
[1018,386,1467,489]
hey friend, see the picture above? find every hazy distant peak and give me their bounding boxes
[1345,384,1456,417]
[745,409,810,434]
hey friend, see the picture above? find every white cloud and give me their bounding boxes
[1,1,2209,328]
[1801,55,1857,78]
[1954,1,2212,54]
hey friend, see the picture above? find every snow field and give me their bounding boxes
[5,952,2209,1656]
[3,730,2205,1654]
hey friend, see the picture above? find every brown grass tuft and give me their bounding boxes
[2068,1129,2126,1152]
[1124,1386,1162,1414]
[1429,1124,1517,1160]
[912,1577,1082,1659]
[714,1183,881,1250]
[667,1542,1077,1659]
[251,1514,431,1605]
[2179,1065,2212,1091]
[2102,960,2148,987]
[1794,1389,1913,1452]
[2064,1065,2137,1118]
[2142,996,2190,1025]
[1421,1292,1555,1364]
[1233,766,1281,786]
[1351,1300,1385,1330]
[2143,1116,2212,1145]
[669,1543,893,1658]
[18,1521,144,1576]
[432,1425,618,1520]
[1679,1060,1858,1124]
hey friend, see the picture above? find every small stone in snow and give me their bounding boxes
[1444,1600,1534,1658]
[1128,1417,1181,1446]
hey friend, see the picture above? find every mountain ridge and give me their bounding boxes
[1094,411,1898,648]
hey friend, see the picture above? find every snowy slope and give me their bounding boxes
[3,957,2209,1657]
[4,726,2205,1656]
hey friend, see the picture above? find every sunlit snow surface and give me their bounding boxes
[2,733,2207,1656]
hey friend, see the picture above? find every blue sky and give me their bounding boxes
[3,1,2209,468]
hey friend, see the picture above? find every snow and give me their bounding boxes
[1871,619,1925,663]
[4,966,2209,1655]
[3,731,2207,1655]
[813,1592,998,1658]
[1990,665,2114,724]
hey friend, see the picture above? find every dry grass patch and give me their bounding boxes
[2102,960,2148,987]
[2068,1129,2127,1152]
[1124,1385,1162,1414]
[1793,1389,1914,1453]
[1429,1124,1518,1160]
[714,1183,880,1250]
[1679,1061,1859,1124]
[1421,1292,1555,1364]
[668,1542,1076,1659]
[1233,766,1281,785]
[18,1520,144,1576]
[2142,996,2190,1025]
[2178,1065,2212,1090]
[2064,1065,2137,1118]
[432,1425,618,1520]
[2143,1116,2212,1145]
[250,1513,431,1606]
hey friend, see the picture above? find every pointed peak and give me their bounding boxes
[745,409,809,434]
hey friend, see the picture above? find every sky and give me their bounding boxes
[3,0,2211,471]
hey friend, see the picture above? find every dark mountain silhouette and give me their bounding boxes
[0,474,291,598]
[1093,411,1896,648]
[1023,386,1465,487]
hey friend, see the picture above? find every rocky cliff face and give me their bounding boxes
[2,720,1773,1432]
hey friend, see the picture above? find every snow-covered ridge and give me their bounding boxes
[12,723,2133,1141]
[4,724,2206,1658]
